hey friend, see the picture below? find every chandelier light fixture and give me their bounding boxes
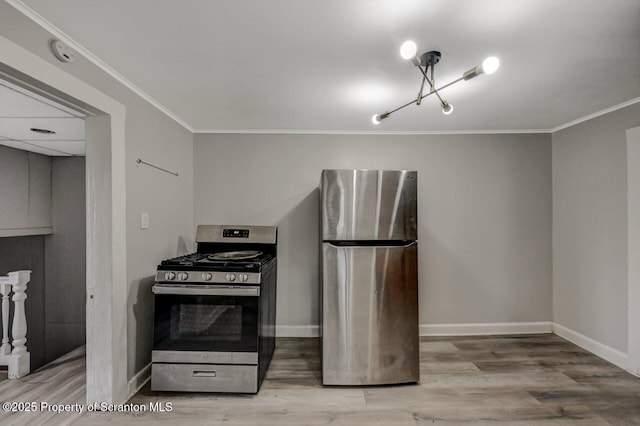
[372,40,500,125]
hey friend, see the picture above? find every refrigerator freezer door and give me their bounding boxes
[322,242,419,385]
[321,170,417,241]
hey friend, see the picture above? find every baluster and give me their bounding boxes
[9,271,29,356]
[8,270,30,378]
[0,280,10,356]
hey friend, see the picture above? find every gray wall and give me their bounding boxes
[194,133,553,328]
[0,145,51,235]
[0,3,194,379]
[552,102,640,353]
[44,157,86,361]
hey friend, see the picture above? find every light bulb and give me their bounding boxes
[481,56,500,75]
[372,112,390,124]
[400,40,417,60]
[441,102,454,115]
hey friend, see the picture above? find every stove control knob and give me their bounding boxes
[164,272,176,281]
[177,272,189,281]
[202,272,213,281]
[225,273,236,282]
[239,274,249,282]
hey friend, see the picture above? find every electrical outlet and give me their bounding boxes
[141,212,149,229]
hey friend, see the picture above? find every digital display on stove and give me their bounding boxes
[223,228,250,238]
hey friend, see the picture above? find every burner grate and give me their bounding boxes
[207,250,262,261]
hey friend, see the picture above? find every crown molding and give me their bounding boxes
[193,128,552,135]
[6,0,194,133]
[191,98,640,135]
[196,98,640,135]
[187,96,640,135]
[551,97,640,133]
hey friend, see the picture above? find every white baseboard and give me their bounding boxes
[276,325,320,337]
[552,323,629,372]
[127,363,151,399]
[275,322,636,378]
[420,322,553,336]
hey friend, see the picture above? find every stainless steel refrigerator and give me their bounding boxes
[321,169,419,385]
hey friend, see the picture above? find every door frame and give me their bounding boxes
[628,126,640,377]
[0,34,128,403]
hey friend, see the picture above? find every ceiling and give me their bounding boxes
[14,0,640,133]
[0,77,85,156]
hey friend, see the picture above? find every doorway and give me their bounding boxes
[0,74,87,371]
[0,34,128,403]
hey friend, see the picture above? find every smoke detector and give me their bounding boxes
[50,39,75,63]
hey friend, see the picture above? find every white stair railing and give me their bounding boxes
[0,270,31,379]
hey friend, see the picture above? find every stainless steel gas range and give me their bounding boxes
[151,224,277,393]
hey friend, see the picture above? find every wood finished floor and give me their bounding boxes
[0,335,639,425]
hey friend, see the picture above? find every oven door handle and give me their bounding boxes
[152,284,260,296]
[192,370,217,378]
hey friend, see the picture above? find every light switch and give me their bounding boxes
[141,212,149,229]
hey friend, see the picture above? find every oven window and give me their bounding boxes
[154,294,259,352]
[171,304,242,341]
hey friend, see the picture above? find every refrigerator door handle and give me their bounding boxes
[324,241,417,249]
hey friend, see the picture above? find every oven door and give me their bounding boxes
[152,284,259,354]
